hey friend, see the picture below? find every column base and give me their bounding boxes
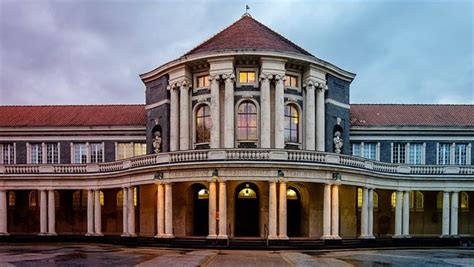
[332,235,342,240]
[268,235,278,240]
[94,233,104,237]
[403,235,412,238]
[359,235,371,239]
[278,235,289,240]
[321,235,333,240]
[217,234,228,239]
[440,234,451,238]
[121,233,130,237]
[450,235,460,238]
[367,235,376,239]
[393,234,404,238]
[153,234,163,238]
[128,233,137,237]
[38,232,48,236]
[47,232,57,236]
[163,234,174,238]
[206,234,218,239]
[0,233,10,236]
[85,233,95,236]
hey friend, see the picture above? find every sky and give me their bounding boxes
[0,0,472,105]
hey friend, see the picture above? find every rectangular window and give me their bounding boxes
[30,143,42,164]
[196,75,210,88]
[351,143,361,157]
[239,71,256,84]
[408,143,423,164]
[2,144,15,164]
[284,75,298,88]
[438,143,451,164]
[392,143,406,164]
[89,143,103,163]
[74,143,87,164]
[46,143,59,164]
[117,143,133,160]
[454,143,467,165]
[134,143,147,157]
[363,143,377,160]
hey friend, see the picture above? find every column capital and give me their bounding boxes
[179,78,192,89]
[315,81,328,92]
[222,73,235,81]
[259,73,272,82]
[274,74,286,82]
[208,74,220,83]
[303,78,316,89]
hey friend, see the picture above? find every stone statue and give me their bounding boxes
[153,131,162,153]
[333,131,343,154]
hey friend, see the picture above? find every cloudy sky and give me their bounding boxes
[0,0,472,105]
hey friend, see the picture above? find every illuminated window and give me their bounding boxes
[391,192,396,209]
[409,191,424,211]
[437,192,443,209]
[46,143,59,164]
[239,71,256,84]
[117,143,133,160]
[30,143,42,164]
[461,192,469,210]
[8,191,15,207]
[287,188,298,200]
[100,191,104,206]
[196,75,210,88]
[237,102,257,141]
[284,75,298,88]
[2,143,15,164]
[133,188,137,207]
[116,188,137,208]
[134,143,147,157]
[357,189,379,210]
[285,104,299,143]
[29,191,38,208]
[195,105,211,143]
[198,189,209,199]
[238,184,257,199]
[72,190,87,209]
[373,191,379,209]
[73,143,87,163]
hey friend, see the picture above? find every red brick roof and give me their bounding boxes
[0,105,146,127]
[184,15,313,57]
[351,104,474,127]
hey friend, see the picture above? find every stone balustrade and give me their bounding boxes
[0,149,472,176]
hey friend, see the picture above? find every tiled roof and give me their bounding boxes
[0,105,146,127]
[350,104,474,127]
[184,15,313,57]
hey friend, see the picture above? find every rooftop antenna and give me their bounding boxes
[243,5,251,17]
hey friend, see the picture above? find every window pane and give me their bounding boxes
[352,143,361,157]
[239,72,247,84]
[247,72,255,83]
[455,144,467,165]
[438,144,451,164]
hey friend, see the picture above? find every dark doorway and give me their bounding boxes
[192,184,209,236]
[235,183,259,237]
[287,187,301,237]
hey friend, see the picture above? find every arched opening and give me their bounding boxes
[235,182,259,237]
[287,187,301,237]
[191,184,209,236]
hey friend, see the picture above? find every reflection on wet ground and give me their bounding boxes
[0,244,473,266]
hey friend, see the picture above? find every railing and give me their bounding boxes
[0,149,472,176]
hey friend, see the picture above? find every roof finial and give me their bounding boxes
[243,4,251,17]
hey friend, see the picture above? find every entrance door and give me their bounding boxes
[192,184,209,236]
[235,183,259,236]
[287,187,301,237]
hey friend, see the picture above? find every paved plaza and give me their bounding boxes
[0,244,473,266]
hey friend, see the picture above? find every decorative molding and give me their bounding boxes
[145,99,171,110]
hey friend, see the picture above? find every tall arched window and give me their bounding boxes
[461,192,469,211]
[237,102,257,141]
[285,104,299,143]
[195,105,211,143]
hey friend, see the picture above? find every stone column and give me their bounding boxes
[170,85,179,152]
[0,190,8,235]
[223,74,235,148]
[128,187,136,237]
[218,180,228,239]
[86,189,94,236]
[305,81,316,150]
[210,75,220,149]
[274,75,285,149]
[268,180,278,239]
[360,187,369,238]
[402,191,410,237]
[179,81,190,150]
[94,189,102,236]
[40,190,47,235]
[260,74,271,148]
[442,191,450,237]
[331,185,340,239]
[316,83,326,151]
[208,180,217,238]
[368,188,374,238]
[450,191,459,237]
[47,190,56,235]
[164,183,174,238]
[156,183,165,238]
[394,191,403,238]
[322,184,332,239]
[278,181,288,239]
[121,187,129,237]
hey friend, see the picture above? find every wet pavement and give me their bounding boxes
[0,244,473,266]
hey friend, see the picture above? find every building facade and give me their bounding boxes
[0,15,473,243]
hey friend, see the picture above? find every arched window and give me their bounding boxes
[412,191,424,211]
[237,187,257,199]
[285,104,299,143]
[116,188,138,208]
[287,188,298,200]
[29,191,38,208]
[197,189,209,199]
[8,191,15,207]
[195,105,211,143]
[357,188,379,210]
[237,102,257,141]
[461,192,469,211]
